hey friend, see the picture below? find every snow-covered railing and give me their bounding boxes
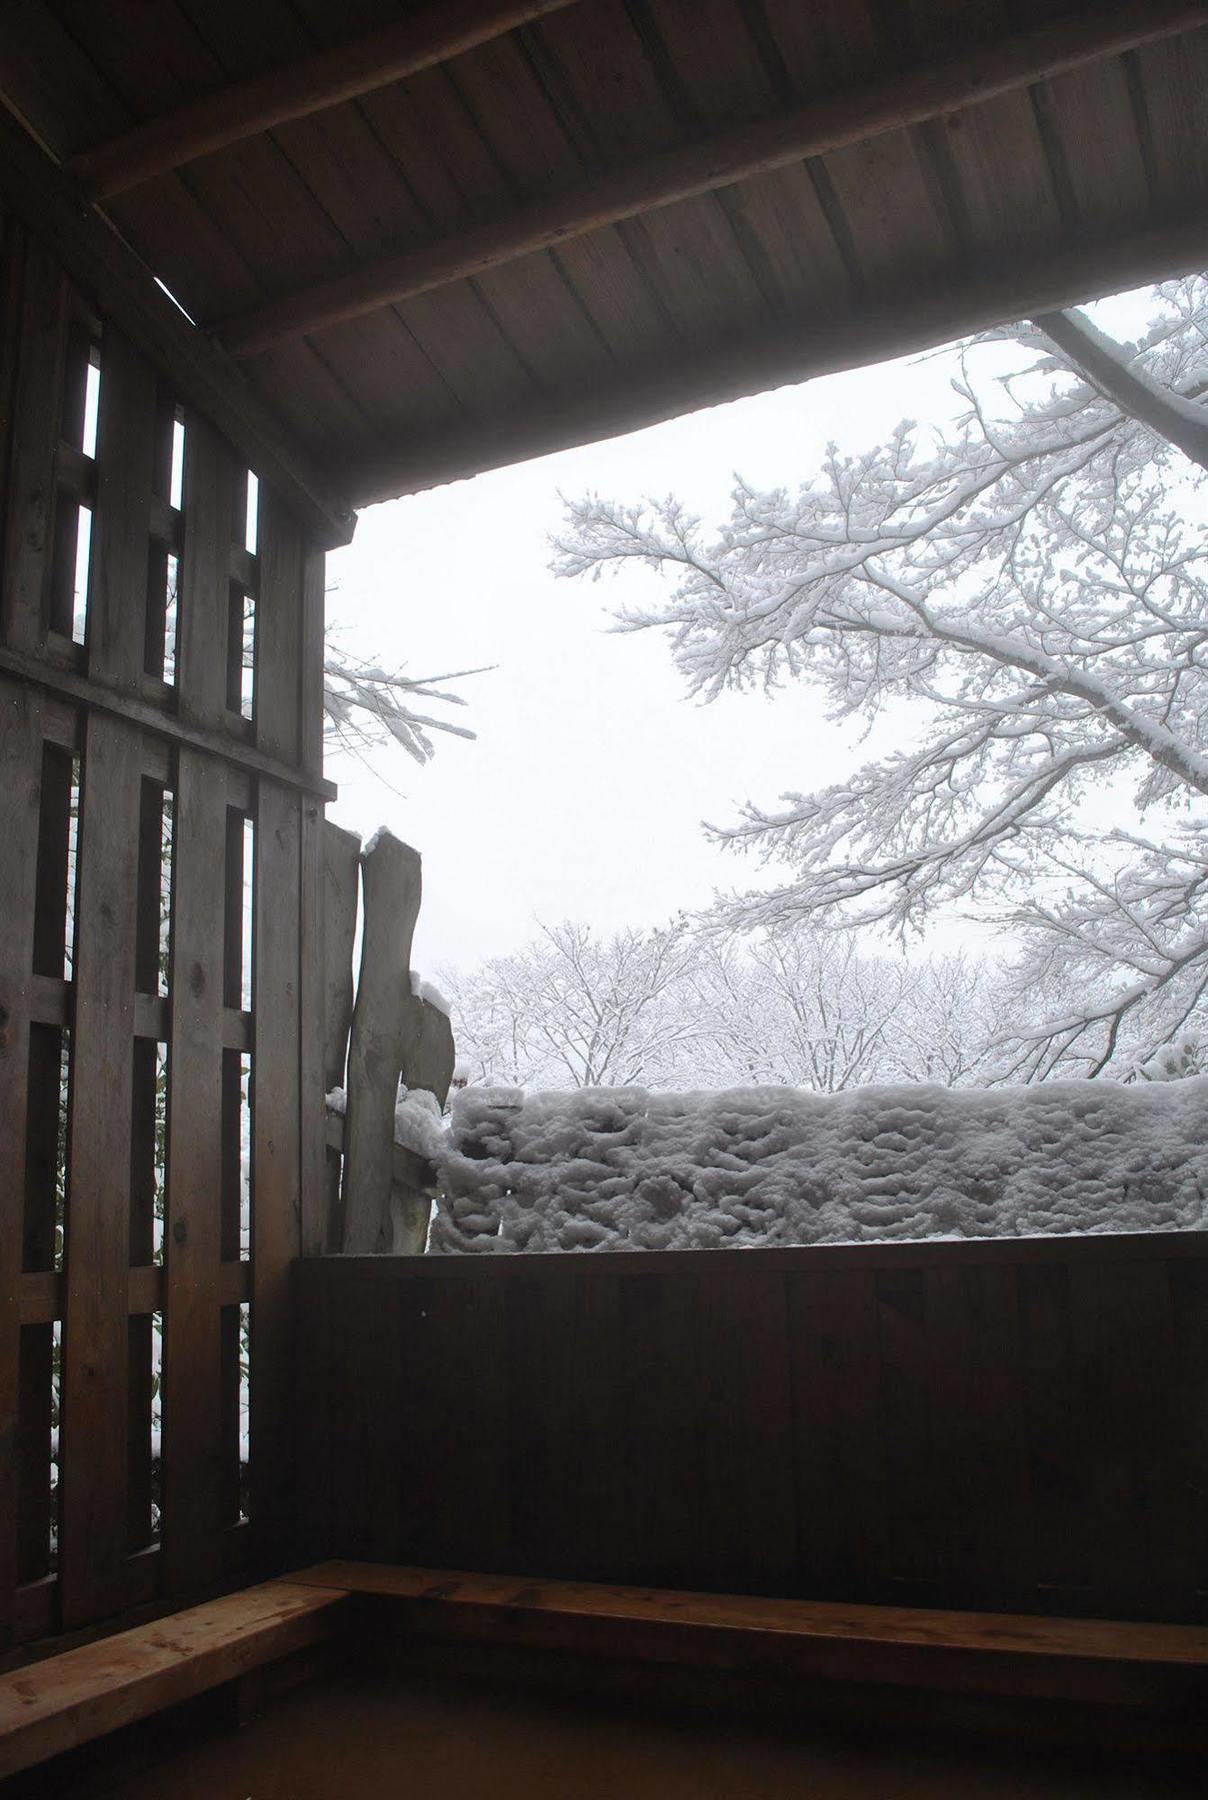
[321,825,454,1253]
[429,1079,1208,1254]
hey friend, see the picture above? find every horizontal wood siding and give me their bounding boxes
[296,1231,1208,1624]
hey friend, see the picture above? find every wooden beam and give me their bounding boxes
[1035,306,1208,471]
[215,0,1208,357]
[0,643,337,800]
[0,1578,349,1779]
[0,106,356,548]
[66,0,582,200]
[292,1562,1208,1673]
[348,213,1208,505]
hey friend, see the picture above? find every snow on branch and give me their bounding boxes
[323,638,489,764]
[554,276,1208,1079]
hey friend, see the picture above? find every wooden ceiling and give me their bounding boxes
[3,0,1208,532]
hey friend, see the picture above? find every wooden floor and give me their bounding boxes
[53,1668,1207,1800]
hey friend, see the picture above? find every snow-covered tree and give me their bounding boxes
[682,935,1007,1091]
[322,637,483,765]
[442,920,697,1089]
[445,919,1009,1092]
[682,934,909,1091]
[555,278,1208,1080]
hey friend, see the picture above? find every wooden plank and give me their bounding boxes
[68,0,583,197]
[1017,1261,1091,1606]
[0,108,356,551]
[84,331,156,690]
[0,1577,349,1780]
[215,0,1208,354]
[390,994,455,1254]
[349,210,1208,504]
[0,228,70,656]
[696,1265,796,1595]
[0,640,336,799]
[318,822,358,1255]
[922,1261,1033,1612]
[250,777,301,1556]
[1066,1256,1175,1618]
[1168,1256,1208,1604]
[176,414,237,732]
[160,749,230,1596]
[614,1271,705,1590]
[58,714,144,1628]
[290,1559,1208,1667]
[788,1268,888,1602]
[0,681,48,1646]
[341,832,422,1254]
[320,823,359,1093]
[299,793,327,1260]
[297,542,327,1257]
[248,482,305,1560]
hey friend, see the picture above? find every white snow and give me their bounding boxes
[325,1086,348,1116]
[409,969,451,1016]
[393,1085,447,1161]
[428,1078,1208,1254]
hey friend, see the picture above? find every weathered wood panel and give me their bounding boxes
[0,215,328,1647]
[297,1232,1208,1624]
[341,832,422,1254]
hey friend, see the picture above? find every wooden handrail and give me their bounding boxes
[66,0,582,199]
[215,0,1208,356]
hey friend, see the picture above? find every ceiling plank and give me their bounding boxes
[347,211,1208,505]
[65,0,583,200]
[0,105,357,548]
[214,0,1208,357]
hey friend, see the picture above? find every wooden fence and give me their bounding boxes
[0,218,327,1650]
[320,825,455,1256]
[296,1230,1208,1625]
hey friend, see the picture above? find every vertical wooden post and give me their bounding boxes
[160,416,239,1596]
[0,687,47,1648]
[298,543,328,1258]
[320,822,360,1251]
[391,998,457,1254]
[249,484,304,1557]
[0,232,71,655]
[59,324,157,1628]
[342,832,422,1254]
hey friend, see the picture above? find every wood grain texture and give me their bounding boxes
[341,832,422,1254]
[0,108,356,549]
[0,682,48,1646]
[69,0,583,197]
[296,1233,1208,1623]
[0,1577,348,1779]
[58,713,144,1628]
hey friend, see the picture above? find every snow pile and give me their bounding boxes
[393,1085,446,1162]
[428,1078,1208,1254]
[410,970,451,1017]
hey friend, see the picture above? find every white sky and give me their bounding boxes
[324,287,1153,977]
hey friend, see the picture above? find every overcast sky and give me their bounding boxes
[324,287,1152,978]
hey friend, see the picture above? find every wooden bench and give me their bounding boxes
[294,1563,1208,1730]
[0,1577,349,1781]
[5,1564,1207,1779]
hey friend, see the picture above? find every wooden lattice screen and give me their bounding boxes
[0,219,327,1651]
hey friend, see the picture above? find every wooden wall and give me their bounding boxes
[0,216,327,1651]
[297,1232,1208,1625]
